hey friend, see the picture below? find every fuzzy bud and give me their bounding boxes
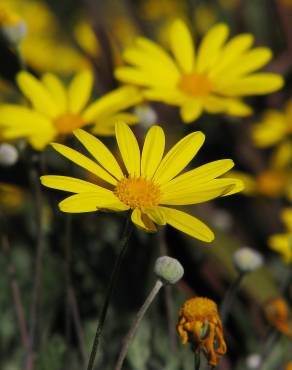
[233,247,263,273]
[134,104,157,128]
[0,143,18,166]
[154,256,184,284]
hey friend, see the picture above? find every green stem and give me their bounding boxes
[86,215,133,370]
[115,279,164,370]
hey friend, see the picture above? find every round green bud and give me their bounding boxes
[154,256,184,284]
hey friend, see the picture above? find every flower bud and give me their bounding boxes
[0,143,18,166]
[233,246,263,273]
[0,7,27,45]
[246,353,262,369]
[154,256,184,284]
[134,104,157,128]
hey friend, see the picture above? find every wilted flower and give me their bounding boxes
[177,297,227,366]
[233,246,263,273]
[115,19,283,123]
[154,256,184,284]
[264,297,292,336]
[0,70,141,150]
[285,361,292,370]
[268,208,292,263]
[41,122,243,241]
[0,143,18,166]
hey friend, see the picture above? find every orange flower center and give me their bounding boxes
[115,177,160,209]
[178,73,213,97]
[54,113,85,134]
[257,170,286,197]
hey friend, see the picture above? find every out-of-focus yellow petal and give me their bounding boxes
[141,125,165,179]
[40,175,109,193]
[170,19,195,73]
[252,111,286,147]
[144,88,185,105]
[153,131,205,185]
[73,129,124,180]
[196,23,229,73]
[41,73,67,113]
[91,113,138,136]
[51,143,117,185]
[229,171,257,195]
[180,100,203,122]
[160,206,214,242]
[83,86,142,122]
[131,208,157,232]
[270,141,292,169]
[115,122,140,177]
[223,98,252,116]
[16,71,59,117]
[269,234,292,263]
[68,70,93,114]
[59,192,129,213]
[282,208,292,232]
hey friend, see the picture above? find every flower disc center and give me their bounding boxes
[115,177,161,209]
[178,73,213,97]
[54,113,85,134]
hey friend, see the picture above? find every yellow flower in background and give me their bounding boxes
[252,100,292,148]
[115,19,284,123]
[1,0,87,72]
[269,208,292,263]
[177,297,226,366]
[0,70,141,150]
[41,122,243,241]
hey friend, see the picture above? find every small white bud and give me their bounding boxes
[212,208,233,231]
[233,247,263,273]
[1,20,27,45]
[246,353,262,369]
[0,143,18,166]
[154,256,184,284]
[134,104,157,128]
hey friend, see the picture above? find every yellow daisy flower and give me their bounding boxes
[0,70,142,150]
[115,19,284,123]
[40,122,243,242]
[252,100,292,148]
[268,208,292,263]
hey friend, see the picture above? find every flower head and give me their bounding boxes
[115,19,284,123]
[268,208,292,263]
[264,297,292,336]
[154,256,184,284]
[233,246,263,273]
[0,71,141,150]
[41,122,243,241]
[177,297,227,366]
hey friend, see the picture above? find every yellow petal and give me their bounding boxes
[223,98,253,117]
[59,192,129,213]
[91,113,139,136]
[28,132,56,151]
[219,73,284,96]
[269,234,291,263]
[40,175,109,193]
[131,208,157,232]
[196,23,229,73]
[68,70,93,114]
[16,71,59,117]
[41,73,67,113]
[153,131,205,185]
[170,19,195,73]
[51,143,117,185]
[161,206,214,242]
[115,67,175,88]
[115,122,140,177]
[180,100,203,123]
[141,125,165,179]
[252,111,286,147]
[161,178,243,205]
[144,88,185,105]
[161,159,235,192]
[282,208,292,232]
[73,129,124,180]
[146,207,166,225]
[83,86,142,122]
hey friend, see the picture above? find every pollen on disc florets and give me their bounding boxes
[115,176,161,209]
[178,72,213,97]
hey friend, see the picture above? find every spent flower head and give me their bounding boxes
[264,297,292,336]
[177,297,227,366]
[41,122,243,242]
[115,19,284,123]
[233,246,263,273]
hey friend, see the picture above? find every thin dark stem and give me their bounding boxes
[86,214,133,370]
[194,352,201,370]
[28,160,45,367]
[220,272,245,324]
[1,234,33,369]
[115,279,163,370]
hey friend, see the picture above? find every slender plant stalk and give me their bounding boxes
[220,272,245,324]
[115,279,164,370]
[194,352,201,370]
[86,215,133,370]
[28,160,45,368]
[1,234,33,370]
